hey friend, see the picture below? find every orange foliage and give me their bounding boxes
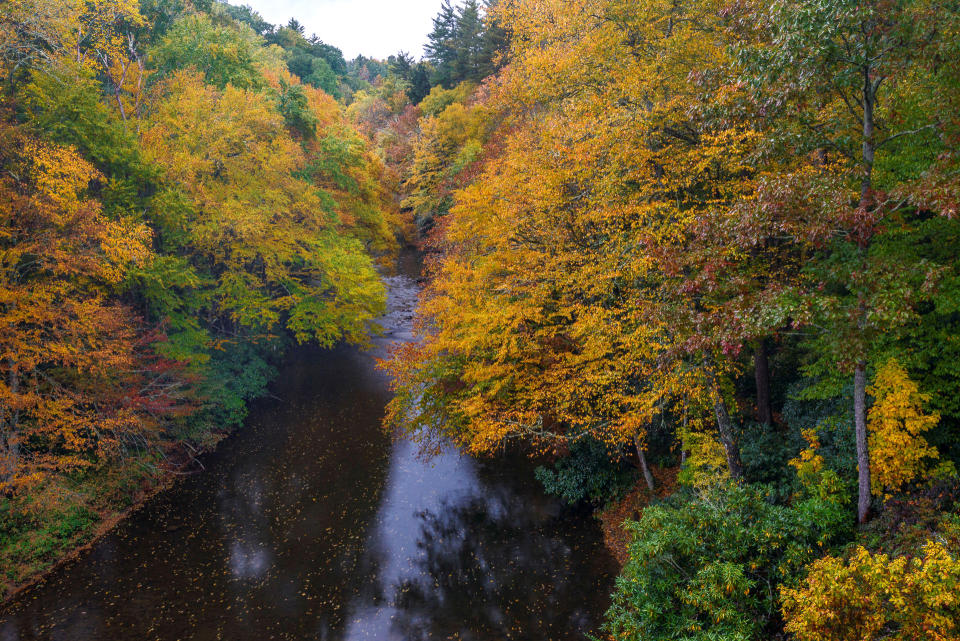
[0,123,160,491]
[384,0,757,470]
[599,466,679,565]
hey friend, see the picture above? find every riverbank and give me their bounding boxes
[0,436,227,604]
[0,247,422,606]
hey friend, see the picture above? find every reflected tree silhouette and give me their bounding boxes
[390,485,606,641]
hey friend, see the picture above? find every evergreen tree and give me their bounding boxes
[452,0,483,83]
[408,62,433,104]
[425,0,459,87]
[388,51,415,80]
[477,0,508,78]
[425,0,508,88]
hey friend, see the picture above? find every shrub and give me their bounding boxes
[534,438,635,506]
[739,420,805,498]
[604,482,852,641]
[867,358,941,498]
[782,539,960,641]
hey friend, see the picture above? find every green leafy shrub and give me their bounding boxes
[0,498,98,591]
[604,482,852,641]
[739,421,804,498]
[534,438,635,506]
[781,382,858,484]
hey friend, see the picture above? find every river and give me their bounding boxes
[0,254,616,640]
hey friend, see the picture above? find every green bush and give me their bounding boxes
[534,438,635,506]
[604,482,852,641]
[0,499,98,591]
[781,381,858,483]
[739,421,804,498]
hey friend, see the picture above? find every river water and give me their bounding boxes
[0,254,616,640]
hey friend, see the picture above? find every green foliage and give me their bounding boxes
[425,0,505,88]
[0,497,98,591]
[138,0,189,42]
[738,421,804,497]
[276,79,318,138]
[21,66,157,212]
[303,57,340,98]
[534,438,635,506]
[605,483,853,641]
[221,2,272,36]
[781,382,858,486]
[193,340,279,434]
[871,215,960,461]
[150,13,265,89]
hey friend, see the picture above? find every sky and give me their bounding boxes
[227,0,441,60]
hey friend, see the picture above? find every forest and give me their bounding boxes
[2,0,960,638]
[0,0,404,597]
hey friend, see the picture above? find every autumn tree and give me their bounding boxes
[867,359,940,497]
[0,124,163,490]
[385,0,770,483]
[782,541,960,641]
[150,12,276,90]
[734,0,960,522]
[140,70,387,347]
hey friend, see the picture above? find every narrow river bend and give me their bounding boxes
[0,254,616,641]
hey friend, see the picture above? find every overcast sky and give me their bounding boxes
[228,0,440,60]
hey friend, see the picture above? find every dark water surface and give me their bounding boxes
[0,255,616,640]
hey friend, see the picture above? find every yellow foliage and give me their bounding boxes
[790,429,826,482]
[789,428,845,501]
[140,70,387,346]
[401,89,492,222]
[868,359,940,497]
[782,542,960,641]
[682,427,731,488]
[418,82,477,117]
[385,0,761,461]
[0,0,144,79]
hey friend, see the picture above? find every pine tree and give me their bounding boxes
[425,0,459,88]
[452,0,483,83]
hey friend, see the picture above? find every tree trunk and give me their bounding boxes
[850,55,879,525]
[634,436,656,492]
[713,394,744,480]
[854,362,871,523]
[680,412,688,465]
[754,340,773,426]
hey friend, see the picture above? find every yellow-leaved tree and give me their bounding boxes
[0,0,146,117]
[385,0,761,482]
[140,70,386,347]
[868,358,941,498]
[782,541,960,641]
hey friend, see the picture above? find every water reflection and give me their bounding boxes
[0,256,615,640]
[340,438,611,641]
